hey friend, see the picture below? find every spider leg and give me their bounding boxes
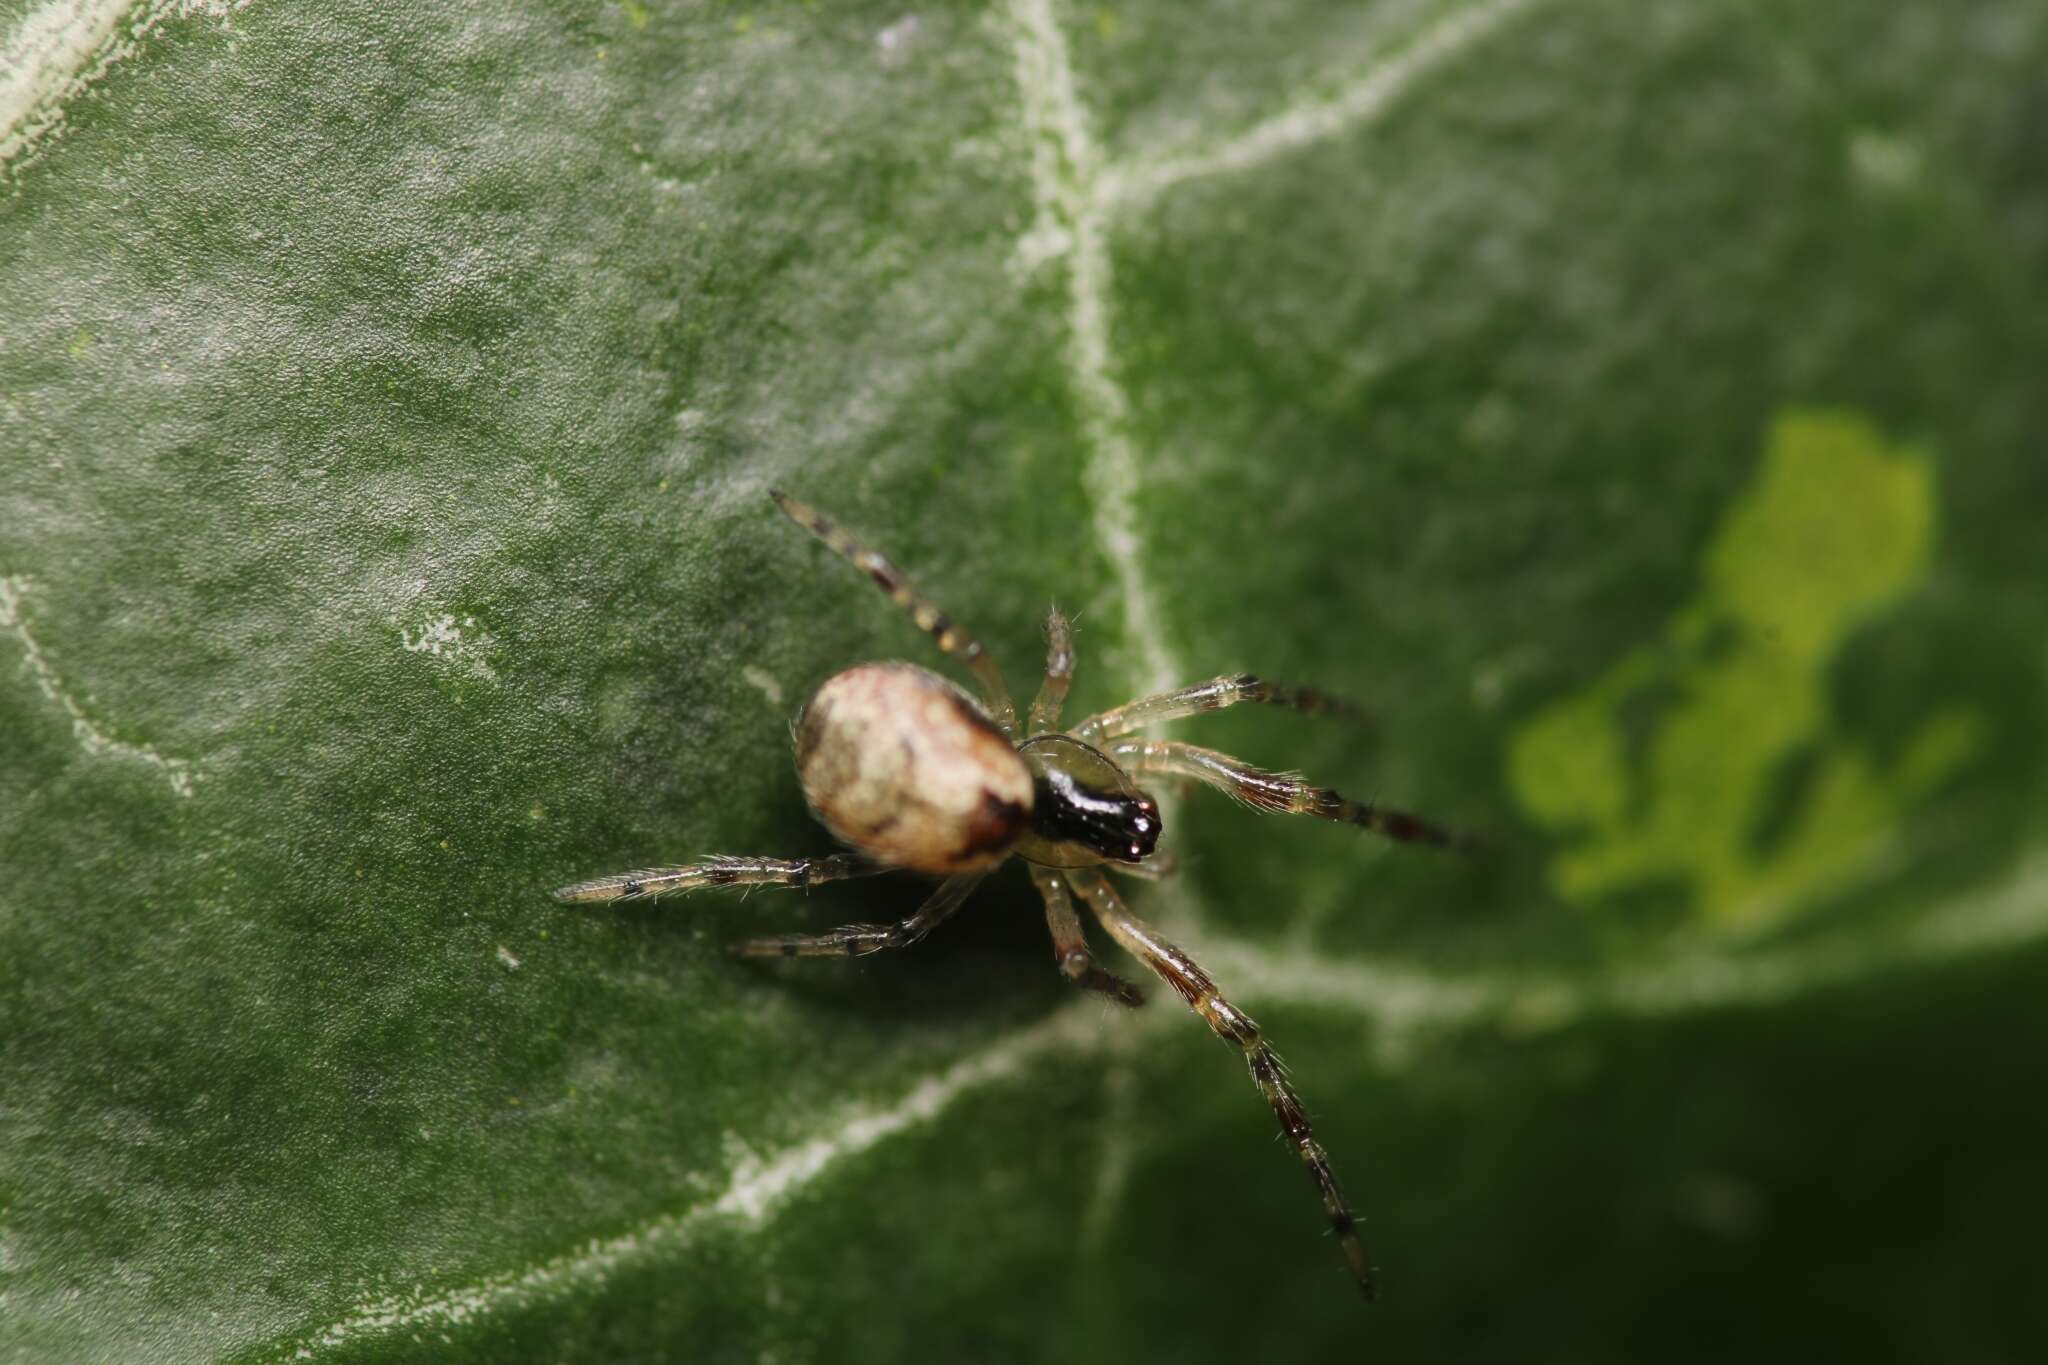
[1109,739,1471,851]
[1028,866,1145,1006]
[553,852,887,904]
[1072,673,1364,744]
[728,871,986,958]
[1067,868,1376,1299]
[1106,850,1180,882]
[770,490,1017,732]
[1027,607,1074,735]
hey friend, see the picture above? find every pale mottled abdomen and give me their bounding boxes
[796,662,1032,874]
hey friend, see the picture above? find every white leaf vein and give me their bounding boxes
[1,0,253,183]
[1104,0,1545,212]
[274,843,2048,1358]
[0,576,196,796]
[269,1003,1109,1361]
[1007,0,1184,697]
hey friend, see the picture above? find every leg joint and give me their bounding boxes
[1199,994,1262,1049]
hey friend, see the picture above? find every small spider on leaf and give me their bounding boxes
[555,490,1470,1300]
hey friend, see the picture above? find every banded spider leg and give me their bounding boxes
[1031,865,1146,1007]
[728,872,987,958]
[553,852,887,904]
[772,489,1017,734]
[1109,739,1469,851]
[1067,867,1378,1299]
[1072,673,1365,745]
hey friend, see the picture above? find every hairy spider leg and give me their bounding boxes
[1110,739,1470,851]
[770,490,1017,733]
[728,871,986,958]
[553,853,888,904]
[1072,673,1365,745]
[1028,607,1074,736]
[1028,865,1145,1006]
[1067,868,1377,1298]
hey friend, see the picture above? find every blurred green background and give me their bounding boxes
[3,0,2045,1361]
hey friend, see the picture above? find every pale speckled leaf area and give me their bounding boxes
[2,1,2046,1363]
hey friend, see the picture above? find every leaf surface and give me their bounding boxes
[3,1,2046,1361]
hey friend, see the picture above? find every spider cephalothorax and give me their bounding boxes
[555,490,1466,1300]
[1016,733,1160,865]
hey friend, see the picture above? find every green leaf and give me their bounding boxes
[4,0,2046,1361]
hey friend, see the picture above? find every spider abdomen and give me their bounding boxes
[795,662,1032,875]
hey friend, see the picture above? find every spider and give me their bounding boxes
[554,490,1465,1300]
